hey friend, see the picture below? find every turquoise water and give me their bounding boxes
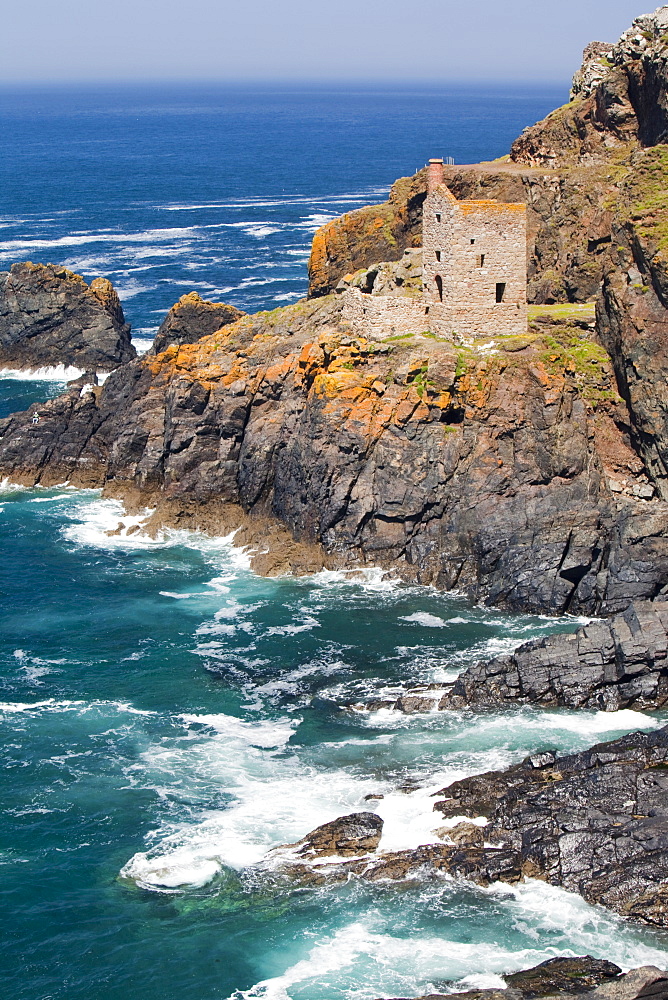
[1,486,668,1000]
[2,84,668,1000]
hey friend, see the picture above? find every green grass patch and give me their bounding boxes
[620,146,668,255]
[537,330,620,407]
[528,303,596,322]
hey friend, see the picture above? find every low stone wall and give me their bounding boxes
[342,288,430,340]
[430,301,528,340]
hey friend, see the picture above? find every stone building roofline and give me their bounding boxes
[426,155,525,214]
[458,199,526,215]
[428,182,526,215]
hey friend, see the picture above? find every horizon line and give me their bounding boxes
[0,76,571,90]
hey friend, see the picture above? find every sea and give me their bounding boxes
[1,83,668,1000]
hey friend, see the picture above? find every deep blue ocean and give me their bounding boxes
[2,84,668,1000]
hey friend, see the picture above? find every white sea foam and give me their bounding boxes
[309,568,401,593]
[113,278,156,300]
[132,339,155,355]
[264,616,320,637]
[60,497,162,550]
[496,879,668,971]
[13,649,68,684]
[156,191,382,212]
[0,698,155,716]
[399,612,449,628]
[292,213,338,231]
[29,494,75,503]
[180,713,296,748]
[120,712,375,888]
[229,919,620,1000]
[0,364,85,381]
[0,226,202,254]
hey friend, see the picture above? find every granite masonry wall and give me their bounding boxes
[422,182,527,340]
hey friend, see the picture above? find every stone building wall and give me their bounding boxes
[341,161,527,343]
[422,167,527,340]
[342,287,430,340]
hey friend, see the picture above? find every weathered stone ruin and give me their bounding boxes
[343,157,527,342]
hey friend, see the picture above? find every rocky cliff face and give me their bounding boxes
[512,6,668,166]
[1,297,667,615]
[0,262,135,371]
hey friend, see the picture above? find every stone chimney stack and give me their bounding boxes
[427,157,445,192]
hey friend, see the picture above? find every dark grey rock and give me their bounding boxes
[504,958,621,997]
[0,262,135,371]
[441,600,668,711]
[431,725,668,926]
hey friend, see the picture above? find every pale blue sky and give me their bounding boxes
[0,0,655,83]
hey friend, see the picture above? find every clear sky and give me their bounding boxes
[0,0,656,84]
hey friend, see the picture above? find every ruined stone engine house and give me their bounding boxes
[423,157,527,339]
[342,157,527,342]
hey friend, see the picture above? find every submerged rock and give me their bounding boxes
[0,262,135,371]
[441,600,668,711]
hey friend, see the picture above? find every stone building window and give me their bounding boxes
[435,275,443,302]
[435,250,441,262]
[470,238,476,244]
[476,254,485,268]
[435,213,441,223]
[496,282,506,303]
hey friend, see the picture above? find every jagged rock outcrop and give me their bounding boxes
[150,291,245,355]
[1,297,668,614]
[265,729,668,927]
[0,262,135,370]
[441,600,668,711]
[429,726,668,926]
[282,812,383,859]
[571,43,615,101]
[511,7,668,165]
